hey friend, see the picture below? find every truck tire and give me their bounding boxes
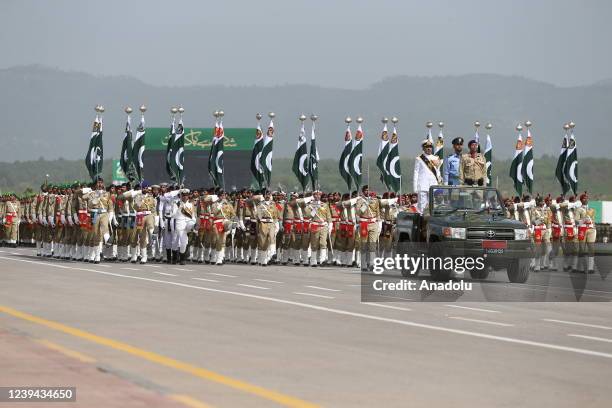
[429,243,452,281]
[507,258,530,283]
[469,268,490,280]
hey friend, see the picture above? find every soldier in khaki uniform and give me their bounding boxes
[380,192,402,259]
[280,192,297,265]
[297,193,315,266]
[353,185,381,271]
[559,196,579,272]
[575,192,597,273]
[210,190,236,265]
[328,193,342,265]
[255,190,280,266]
[81,178,115,263]
[459,139,487,186]
[3,193,21,247]
[304,190,332,267]
[34,185,47,256]
[529,196,548,271]
[124,184,158,264]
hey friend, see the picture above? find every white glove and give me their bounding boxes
[378,220,383,233]
[60,214,66,225]
[48,215,54,225]
[109,212,118,227]
[67,217,73,226]
[328,222,333,232]
[38,215,44,224]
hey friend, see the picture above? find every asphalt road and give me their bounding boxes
[1,247,611,408]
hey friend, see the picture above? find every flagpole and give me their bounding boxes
[344,116,352,196]
[219,109,226,191]
[299,113,307,194]
[311,114,319,192]
[138,104,147,183]
[97,105,105,180]
[392,116,400,195]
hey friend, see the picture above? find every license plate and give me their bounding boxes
[483,240,507,254]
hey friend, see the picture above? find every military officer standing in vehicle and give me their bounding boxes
[413,139,442,213]
[459,139,487,186]
[443,137,464,185]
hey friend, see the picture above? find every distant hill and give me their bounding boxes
[1,65,611,162]
[2,156,612,200]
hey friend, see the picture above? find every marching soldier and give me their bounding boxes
[210,190,235,265]
[280,192,298,265]
[81,178,115,263]
[124,184,158,264]
[529,196,548,271]
[304,190,332,267]
[328,193,342,265]
[254,190,280,266]
[575,192,597,273]
[559,196,579,272]
[548,196,565,271]
[170,189,196,265]
[459,139,487,186]
[380,192,401,259]
[3,193,21,248]
[354,185,381,271]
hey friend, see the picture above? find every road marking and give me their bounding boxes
[175,268,194,272]
[147,265,162,268]
[209,273,237,278]
[238,284,270,290]
[169,394,215,408]
[192,278,220,283]
[365,303,412,312]
[153,272,178,277]
[293,292,335,299]
[36,339,97,363]
[93,264,111,268]
[568,334,612,344]
[543,319,612,330]
[11,252,21,255]
[304,285,341,292]
[121,267,141,271]
[0,305,318,408]
[449,317,514,327]
[445,305,501,313]
[5,256,612,361]
[254,279,283,284]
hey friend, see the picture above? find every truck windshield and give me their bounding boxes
[432,187,502,213]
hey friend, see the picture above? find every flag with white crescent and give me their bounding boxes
[376,123,390,190]
[171,115,185,185]
[309,121,320,191]
[484,132,493,187]
[132,112,146,183]
[555,130,570,195]
[165,115,176,181]
[385,125,401,193]
[521,127,534,193]
[292,121,309,191]
[250,122,264,190]
[509,130,524,196]
[259,119,274,189]
[338,124,353,192]
[563,130,578,195]
[348,123,363,190]
[120,113,135,182]
[85,113,104,182]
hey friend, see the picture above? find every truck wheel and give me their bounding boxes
[429,244,451,281]
[507,258,530,283]
[469,268,490,280]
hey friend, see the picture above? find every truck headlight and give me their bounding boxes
[514,229,529,240]
[443,227,466,239]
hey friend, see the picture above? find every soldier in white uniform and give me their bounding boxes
[171,189,196,265]
[413,139,442,213]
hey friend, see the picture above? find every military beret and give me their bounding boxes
[468,139,479,146]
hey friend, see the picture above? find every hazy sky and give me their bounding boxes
[1,0,610,88]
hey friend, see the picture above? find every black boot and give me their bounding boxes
[179,251,186,265]
[166,249,172,263]
[172,250,178,264]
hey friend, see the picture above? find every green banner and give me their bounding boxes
[146,128,255,151]
[112,159,128,184]
[590,200,603,223]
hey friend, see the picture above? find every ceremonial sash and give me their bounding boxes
[420,154,440,180]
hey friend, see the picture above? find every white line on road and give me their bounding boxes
[93,264,111,268]
[238,284,270,290]
[147,265,161,268]
[121,267,141,271]
[449,317,514,327]
[5,256,612,360]
[208,273,237,278]
[304,285,341,292]
[366,303,412,312]
[445,305,501,314]
[568,334,612,344]
[153,271,177,277]
[293,292,335,299]
[543,319,612,331]
[254,279,284,284]
[192,278,220,283]
[11,252,21,255]
[174,268,194,272]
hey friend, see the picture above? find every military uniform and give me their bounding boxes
[380,197,401,258]
[354,194,381,271]
[210,195,236,264]
[574,200,597,273]
[125,189,158,264]
[3,196,21,247]
[81,187,114,263]
[255,195,280,266]
[529,203,548,271]
[459,152,487,186]
[304,196,332,266]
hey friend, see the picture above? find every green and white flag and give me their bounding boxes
[171,115,185,185]
[132,111,146,183]
[434,127,444,161]
[509,130,524,196]
[120,113,136,182]
[338,124,353,192]
[521,127,534,193]
[309,121,320,191]
[484,131,493,186]
[292,120,309,191]
[376,123,390,190]
[165,115,176,181]
[209,120,225,188]
[555,129,570,195]
[563,130,578,195]
[385,125,401,193]
[250,122,264,190]
[348,123,364,190]
[85,113,104,181]
[259,118,275,189]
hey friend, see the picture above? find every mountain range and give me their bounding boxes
[1,65,611,162]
